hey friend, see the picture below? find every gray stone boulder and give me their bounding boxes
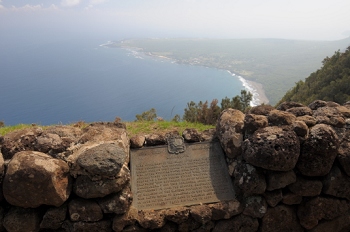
[112,209,138,232]
[216,109,245,158]
[297,124,339,176]
[97,185,133,214]
[3,151,71,208]
[3,207,41,232]
[68,142,128,180]
[293,120,309,139]
[73,164,130,198]
[1,127,43,159]
[144,133,167,146]
[190,205,212,225]
[248,104,275,116]
[233,161,266,196]
[164,207,190,224]
[288,176,323,197]
[282,191,303,205]
[266,170,296,191]
[0,153,4,182]
[297,197,349,230]
[277,101,305,111]
[182,128,202,142]
[337,130,350,176]
[68,198,103,222]
[268,109,297,126]
[212,214,259,232]
[323,165,350,200]
[243,126,300,171]
[261,205,303,232]
[40,204,67,230]
[137,210,166,230]
[243,114,268,135]
[309,214,350,232]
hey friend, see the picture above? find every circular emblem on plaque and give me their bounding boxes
[167,135,186,154]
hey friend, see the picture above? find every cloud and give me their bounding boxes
[61,0,81,7]
[89,0,107,4]
[0,4,59,12]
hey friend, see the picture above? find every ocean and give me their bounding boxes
[0,37,245,126]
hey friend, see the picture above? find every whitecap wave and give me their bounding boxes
[227,71,261,107]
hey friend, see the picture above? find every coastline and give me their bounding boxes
[103,42,270,106]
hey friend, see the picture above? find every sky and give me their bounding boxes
[1,0,350,41]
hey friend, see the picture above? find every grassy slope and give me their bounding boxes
[0,121,214,137]
[118,38,350,105]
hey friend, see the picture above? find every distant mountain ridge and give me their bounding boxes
[114,37,350,105]
[279,46,350,105]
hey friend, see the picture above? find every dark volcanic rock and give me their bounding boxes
[216,109,245,158]
[40,204,67,230]
[288,176,323,197]
[3,207,41,232]
[3,151,71,208]
[293,120,309,139]
[297,197,349,230]
[182,128,202,142]
[323,165,350,200]
[263,189,283,207]
[209,200,243,220]
[68,198,103,222]
[308,100,327,110]
[73,165,130,198]
[190,205,212,224]
[97,186,133,214]
[242,196,267,218]
[337,130,350,176]
[144,133,167,146]
[287,106,313,116]
[233,161,266,196]
[70,220,112,232]
[213,214,259,232]
[309,214,350,232]
[78,122,127,143]
[261,205,303,232]
[266,170,296,191]
[1,127,43,159]
[282,191,303,205]
[297,115,317,127]
[277,101,305,111]
[297,124,339,176]
[244,114,268,135]
[243,126,300,171]
[164,207,190,224]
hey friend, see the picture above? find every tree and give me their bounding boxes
[135,108,157,121]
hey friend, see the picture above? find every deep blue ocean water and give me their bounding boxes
[0,37,244,125]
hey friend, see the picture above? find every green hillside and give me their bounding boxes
[113,37,350,105]
[278,47,350,105]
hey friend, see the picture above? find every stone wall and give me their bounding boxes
[0,100,349,231]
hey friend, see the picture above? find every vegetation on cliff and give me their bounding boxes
[279,47,350,105]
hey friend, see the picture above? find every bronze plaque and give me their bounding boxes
[130,142,235,210]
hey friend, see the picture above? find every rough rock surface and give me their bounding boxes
[68,220,112,232]
[282,192,303,205]
[323,165,350,200]
[337,130,350,176]
[277,101,305,111]
[130,135,145,148]
[209,200,243,220]
[308,100,327,110]
[137,210,166,230]
[286,106,313,116]
[1,127,43,159]
[233,161,266,196]
[297,115,317,127]
[297,124,339,176]
[248,104,275,116]
[313,106,346,127]
[243,126,300,171]
[97,186,133,214]
[309,214,350,232]
[263,190,283,207]
[297,197,349,230]
[164,207,190,224]
[242,196,267,218]
[3,207,41,232]
[68,198,103,222]
[73,165,130,198]
[261,205,303,232]
[182,128,202,142]
[78,122,127,144]
[288,176,323,197]
[216,109,245,158]
[268,110,297,126]
[293,120,309,139]
[40,204,67,230]
[3,151,71,208]
[69,143,128,180]
[266,170,296,191]
[244,114,268,135]
[190,205,212,224]
[144,133,167,146]
[213,214,259,232]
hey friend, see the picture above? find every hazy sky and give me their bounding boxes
[1,0,350,41]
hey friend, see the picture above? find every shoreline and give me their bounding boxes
[103,43,270,106]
